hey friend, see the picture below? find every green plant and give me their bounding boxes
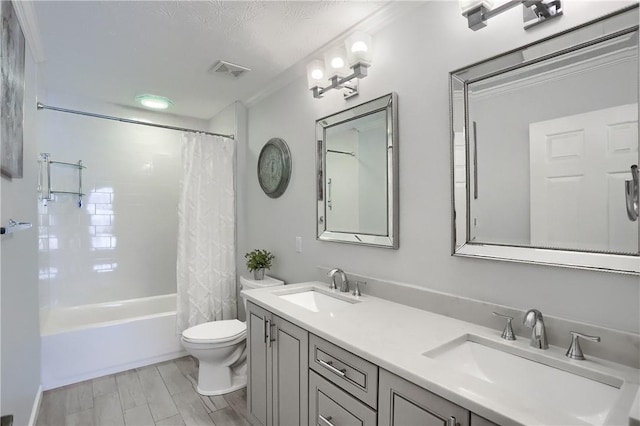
[244,249,275,272]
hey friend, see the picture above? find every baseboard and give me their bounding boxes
[28,385,43,426]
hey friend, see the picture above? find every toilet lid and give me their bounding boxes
[182,319,246,343]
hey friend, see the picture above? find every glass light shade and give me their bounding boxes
[459,0,494,14]
[135,94,173,110]
[306,59,326,89]
[323,46,350,79]
[345,31,373,67]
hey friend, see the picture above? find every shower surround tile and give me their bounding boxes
[37,108,184,309]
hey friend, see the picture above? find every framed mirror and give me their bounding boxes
[317,93,399,248]
[451,5,639,274]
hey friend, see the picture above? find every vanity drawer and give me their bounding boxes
[309,334,378,408]
[309,370,376,426]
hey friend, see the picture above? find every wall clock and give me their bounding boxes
[257,137,291,198]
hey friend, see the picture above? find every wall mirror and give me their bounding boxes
[317,93,398,248]
[451,5,639,274]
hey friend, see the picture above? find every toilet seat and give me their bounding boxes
[182,319,246,344]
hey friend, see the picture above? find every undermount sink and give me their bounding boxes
[278,288,358,313]
[424,335,623,425]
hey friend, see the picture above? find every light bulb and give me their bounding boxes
[351,41,368,53]
[324,47,349,78]
[345,32,373,67]
[306,59,326,89]
[331,56,345,69]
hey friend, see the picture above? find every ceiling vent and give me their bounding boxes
[209,60,251,79]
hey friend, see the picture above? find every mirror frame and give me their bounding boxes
[316,93,399,248]
[450,5,639,275]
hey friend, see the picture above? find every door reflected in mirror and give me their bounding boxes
[317,93,398,248]
[451,6,639,273]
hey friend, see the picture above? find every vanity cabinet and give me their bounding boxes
[309,334,379,408]
[246,301,502,426]
[308,334,379,425]
[310,370,377,426]
[378,370,470,426]
[246,301,309,426]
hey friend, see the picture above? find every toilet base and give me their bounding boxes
[196,369,246,396]
[195,361,247,396]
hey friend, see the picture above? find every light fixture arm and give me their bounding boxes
[463,0,562,31]
[311,63,369,99]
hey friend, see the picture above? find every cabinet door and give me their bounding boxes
[247,302,272,426]
[272,315,309,426]
[379,369,469,426]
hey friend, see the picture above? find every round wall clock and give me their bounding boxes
[257,138,291,198]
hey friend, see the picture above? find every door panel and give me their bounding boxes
[273,316,309,426]
[247,302,270,426]
[530,104,638,253]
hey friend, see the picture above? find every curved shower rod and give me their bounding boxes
[36,102,235,140]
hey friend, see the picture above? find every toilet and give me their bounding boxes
[181,275,284,396]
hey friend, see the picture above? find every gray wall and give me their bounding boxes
[1,48,41,424]
[243,1,640,334]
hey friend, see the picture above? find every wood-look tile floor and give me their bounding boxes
[36,356,250,426]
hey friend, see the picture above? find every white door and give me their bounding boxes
[529,103,638,253]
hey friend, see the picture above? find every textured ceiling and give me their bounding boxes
[33,1,390,120]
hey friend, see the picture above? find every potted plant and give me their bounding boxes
[245,249,275,280]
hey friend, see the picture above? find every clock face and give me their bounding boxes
[258,138,291,198]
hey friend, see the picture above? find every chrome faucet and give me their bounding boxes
[523,309,548,349]
[327,268,349,292]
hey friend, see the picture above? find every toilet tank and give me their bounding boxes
[239,275,284,312]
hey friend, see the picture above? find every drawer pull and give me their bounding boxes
[319,414,335,426]
[318,359,346,377]
[447,416,457,426]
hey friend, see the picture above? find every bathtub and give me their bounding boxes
[40,294,186,390]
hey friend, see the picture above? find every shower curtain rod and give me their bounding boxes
[36,102,235,140]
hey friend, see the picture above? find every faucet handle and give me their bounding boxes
[353,281,366,297]
[492,312,516,341]
[566,331,601,360]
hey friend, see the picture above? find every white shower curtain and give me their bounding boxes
[176,132,236,333]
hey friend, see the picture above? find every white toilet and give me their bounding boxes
[181,275,284,396]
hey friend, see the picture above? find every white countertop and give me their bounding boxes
[242,281,640,426]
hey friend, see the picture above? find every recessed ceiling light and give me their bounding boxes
[135,94,173,110]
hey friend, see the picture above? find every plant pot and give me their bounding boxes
[253,268,265,280]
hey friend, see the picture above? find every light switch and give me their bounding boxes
[295,236,302,253]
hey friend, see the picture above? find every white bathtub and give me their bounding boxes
[40,294,186,390]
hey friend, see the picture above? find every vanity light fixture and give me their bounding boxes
[135,94,173,110]
[460,0,562,31]
[306,31,373,100]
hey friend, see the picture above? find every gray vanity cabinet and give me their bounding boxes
[378,370,470,426]
[309,370,377,426]
[246,301,309,426]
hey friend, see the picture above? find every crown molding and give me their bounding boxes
[11,0,46,62]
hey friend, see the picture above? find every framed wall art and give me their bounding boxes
[1,0,25,179]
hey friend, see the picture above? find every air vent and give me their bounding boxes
[209,60,251,79]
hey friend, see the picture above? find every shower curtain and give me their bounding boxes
[176,133,236,333]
